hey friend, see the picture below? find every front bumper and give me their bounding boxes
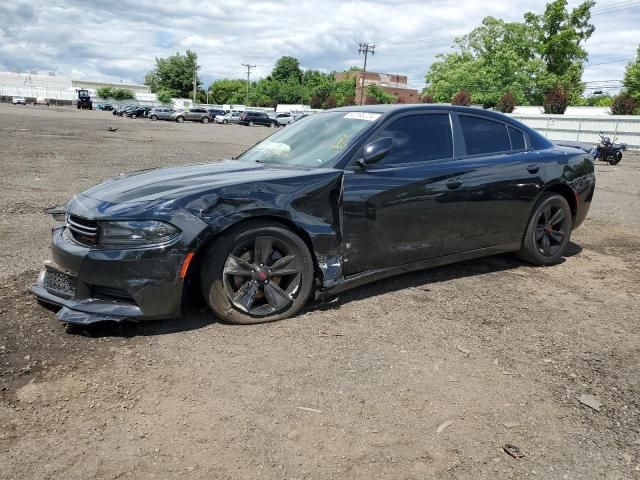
[31,226,191,325]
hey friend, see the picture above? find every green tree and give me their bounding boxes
[144,50,200,98]
[208,79,247,104]
[271,56,302,82]
[97,87,113,98]
[424,0,595,106]
[623,46,640,101]
[524,0,595,101]
[333,78,357,106]
[156,90,173,103]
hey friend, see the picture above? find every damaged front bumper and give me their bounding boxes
[31,225,192,325]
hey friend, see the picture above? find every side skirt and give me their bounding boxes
[315,242,521,300]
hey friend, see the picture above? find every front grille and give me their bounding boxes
[66,214,98,246]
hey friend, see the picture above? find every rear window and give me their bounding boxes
[459,115,511,155]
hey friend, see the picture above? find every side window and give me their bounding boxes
[459,115,511,155]
[374,113,453,165]
[508,126,526,150]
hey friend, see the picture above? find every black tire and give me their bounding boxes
[131,114,137,119]
[176,116,184,123]
[517,192,572,266]
[77,105,80,109]
[150,115,158,121]
[201,116,209,124]
[223,119,228,124]
[610,151,622,165]
[270,121,277,128]
[200,221,314,324]
[248,120,254,126]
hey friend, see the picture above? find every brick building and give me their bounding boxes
[335,70,421,104]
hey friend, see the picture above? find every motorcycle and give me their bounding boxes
[592,132,627,165]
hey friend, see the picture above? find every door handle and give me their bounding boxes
[446,178,463,190]
[527,164,540,174]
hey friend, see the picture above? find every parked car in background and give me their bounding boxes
[215,112,242,124]
[34,97,49,106]
[117,105,136,116]
[149,107,174,121]
[98,104,114,111]
[241,111,277,127]
[126,106,150,119]
[112,105,132,116]
[271,112,294,126]
[33,105,596,326]
[12,96,26,105]
[172,108,212,123]
[206,108,226,121]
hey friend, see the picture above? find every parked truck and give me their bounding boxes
[76,89,92,110]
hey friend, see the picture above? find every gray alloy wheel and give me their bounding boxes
[200,221,314,324]
[248,120,254,126]
[176,116,184,123]
[150,115,158,121]
[223,119,228,124]
[131,114,137,119]
[517,192,572,266]
[201,116,209,124]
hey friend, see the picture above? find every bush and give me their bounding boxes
[323,95,337,109]
[309,95,323,109]
[610,93,639,115]
[421,93,435,103]
[543,85,569,114]
[366,84,394,104]
[112,88,135,100]
[97,87,113,99]
[451,90,471,106]
[496,91,516,113]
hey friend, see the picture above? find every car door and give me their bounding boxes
[341,111,473,275]
[451,114,545,250]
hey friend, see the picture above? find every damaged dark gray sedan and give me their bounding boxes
[32,105,595,325]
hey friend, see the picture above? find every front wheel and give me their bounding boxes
[150,115,158,121]
[131,114,137,119]
[200,221,314,324]
[517,193,572,266]
[248,120,254,126]
[176,116,184,123]
[270,121,277,128]
[223,119,228,124]
[610,151,622,165]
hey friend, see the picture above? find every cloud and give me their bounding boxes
[0,0,637,92]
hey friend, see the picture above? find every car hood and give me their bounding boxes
[81,160,340,205]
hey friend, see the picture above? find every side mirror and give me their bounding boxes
[360,137,393,166]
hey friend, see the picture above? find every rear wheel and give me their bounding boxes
[270,121,277,128]
[201,117,209,124]
[223,119,228,124]
[200,221,314,324]
[176,116,184,123]
[610,151,622,165]
[517,193,572,266]
[248,120,254,126]
[131,114,137,119]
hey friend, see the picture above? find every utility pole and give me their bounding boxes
[358,43,375,105]
[241,63,256,106]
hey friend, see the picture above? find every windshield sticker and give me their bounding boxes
[255,141,291,158]
[343,112,381,121]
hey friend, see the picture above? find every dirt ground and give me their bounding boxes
[0,103,639,480]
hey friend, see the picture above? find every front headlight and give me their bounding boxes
[99,220,180,247]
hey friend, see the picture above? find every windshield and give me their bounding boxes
[238,111,381,168]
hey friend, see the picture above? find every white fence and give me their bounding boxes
[510,114,640,150]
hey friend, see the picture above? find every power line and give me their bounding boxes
[357,43,375,105]
[241,63,256,106]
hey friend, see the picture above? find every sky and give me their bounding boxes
[0,0,638,95]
